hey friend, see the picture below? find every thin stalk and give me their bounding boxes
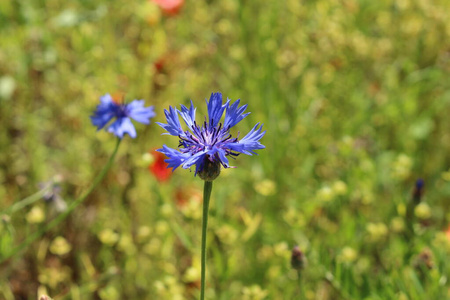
[200,180,213,300]
[1,188,48,216]
[322,271,351,300]
[0,139,121,263]
[297,270,303,299]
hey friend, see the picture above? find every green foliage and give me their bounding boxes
[1,0,450,299]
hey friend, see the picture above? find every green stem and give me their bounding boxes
[1,188,48,216]
[200,180,213,300]
[297,270,303,299]
[0,138,121,263]
[322,271,351,300]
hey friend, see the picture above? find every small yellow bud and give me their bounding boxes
[273,242,289,257]
[98,285,119,300]
[338,246,358,264]
[136,226,152,243]
[317,186,334,202]
[98,229,119,246]
[144,238,162,255]
[392,154,412,180]
[26,206,45,224]
[182,266,200,283]
[242,284,268,300]
[154,280,165,293]
[117,234,135,254]
[254,179,276,196]
[415,203,431,219]
[366,222,388,241]
[155,220,169,235]
[160,203,173,218]
[391,217,405,233]
[332,180,348,195]
[49,236,71,256]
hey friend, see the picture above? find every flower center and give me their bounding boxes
[115,104,129,118]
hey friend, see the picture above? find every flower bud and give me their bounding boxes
[198,157,221,181]
[291,246,306,271]
[413,248,434,270]
[412,178,424,204]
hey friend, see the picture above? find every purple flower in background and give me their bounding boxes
[157,92,265,181]
[91,94,156,138]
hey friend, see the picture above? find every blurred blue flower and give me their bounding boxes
[91,94,156,138]
[39,178,67,213]
[157,92,265,180]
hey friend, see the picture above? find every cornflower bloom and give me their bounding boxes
[91,94,156,138]
[157,92,265,181]
[158,92,265,300]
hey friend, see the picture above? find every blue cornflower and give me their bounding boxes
[157,92,265,181]
[91,94,156,138]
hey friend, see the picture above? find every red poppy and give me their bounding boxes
[152,0,184,16]
[149,150,172,182]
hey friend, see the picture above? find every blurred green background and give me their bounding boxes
[1,0,450,299]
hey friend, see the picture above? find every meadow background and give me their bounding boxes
[1,0,450,299]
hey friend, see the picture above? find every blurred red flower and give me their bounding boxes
[154,57,165,73]
[446,225,450,242]
[152,0,184,16]
[175,186,202,208]
[149,150,172,182]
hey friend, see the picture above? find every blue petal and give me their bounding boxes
[183,150,213,175]
[107,117,137,138]
[216,148,230,168]
[157,106,184,136]
[224,99,250,129]
[227,123,266,155]
[157,145,189,171]
[183,150,207,170]
[179,100,196,129]
[90,113,114,130]
[206,92,229,128]
[202,147,229,168]
[127,100,156,124]
[90,95,118,130]
[95,95,118,115]
[99,94,114,105]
